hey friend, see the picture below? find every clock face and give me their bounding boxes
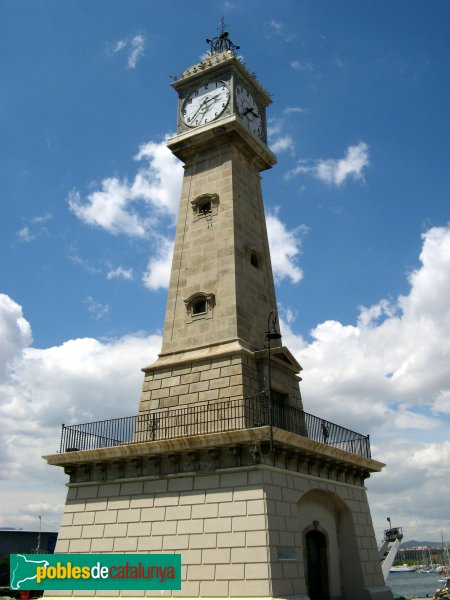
[235,84,263,138]
[182,81,230,128]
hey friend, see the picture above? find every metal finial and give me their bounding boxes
[205,18,240,55]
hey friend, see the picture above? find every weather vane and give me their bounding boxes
[206,17,240,55]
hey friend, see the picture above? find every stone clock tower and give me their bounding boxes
[45,30,393,600]
[138,32,303,417]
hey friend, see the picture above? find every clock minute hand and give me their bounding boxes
[190,98,210,121]
[191,93,222,120]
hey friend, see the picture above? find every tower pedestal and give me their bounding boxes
[45,427,392,600]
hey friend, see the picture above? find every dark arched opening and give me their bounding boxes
[305,529,330,600]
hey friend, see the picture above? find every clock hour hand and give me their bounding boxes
[192,93,222,119]
[190,98,210,121]
[242,106,258,119]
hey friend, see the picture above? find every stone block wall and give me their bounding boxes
[52,465,388,599]
[139,352,263,414]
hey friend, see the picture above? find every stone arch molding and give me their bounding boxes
[298,488,367,600]
[184,292,215,323]
[191,193,219,221]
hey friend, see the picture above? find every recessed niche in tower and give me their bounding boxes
[191,193,219,221]
[250,251,260,268]
[245,245,262,270]
[184,292,215,323]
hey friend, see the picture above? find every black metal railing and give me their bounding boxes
[59,394,371,459]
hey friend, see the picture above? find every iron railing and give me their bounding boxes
[59,395,371,459]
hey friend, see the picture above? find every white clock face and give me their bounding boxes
[235,84,263,138]
[182,81,230,128]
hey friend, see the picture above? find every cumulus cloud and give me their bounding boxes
[0,294,161,528]
[68,138,183,237]
[266,210,307,284]
[142,237,174,291]
[286,142,370,186]
[0,294,32,378]
[281,223,450,539]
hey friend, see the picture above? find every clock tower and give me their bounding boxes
[138,31,303,416]
[45,30,393,600]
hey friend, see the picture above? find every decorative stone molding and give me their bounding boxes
[148,456,161,476]
[94,462,107,481]
[168,453,181,474]
[130,458,142,478]
[208,448,220,470]
[249,443,261,465]
[111,460,124,479]
[184,292,215,323]
[78,464,91,482]
[229,445,241,467]
[191,193,219,222]
[186,451,200,472]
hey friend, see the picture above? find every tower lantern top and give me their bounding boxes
[206,19,240,55]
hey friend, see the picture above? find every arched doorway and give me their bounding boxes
[305,529,330,600]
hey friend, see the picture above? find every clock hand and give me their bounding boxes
[192,93,226,123]
[243,105,258,117]
[192,93,222,119]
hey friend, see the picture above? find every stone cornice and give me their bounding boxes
[44,425,384,474]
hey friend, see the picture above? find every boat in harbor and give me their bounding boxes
[390,564,417,573]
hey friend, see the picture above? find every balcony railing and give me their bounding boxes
[59,395,371,459]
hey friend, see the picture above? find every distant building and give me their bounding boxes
[0,529,57,556]
[398,546,447,564]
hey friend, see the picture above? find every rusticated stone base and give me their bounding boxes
[44,429,392,600]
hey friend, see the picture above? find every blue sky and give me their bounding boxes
[1,1,450,544]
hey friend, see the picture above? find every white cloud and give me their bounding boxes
[106,266,134,281]
[84,296,110,320]
[112,39,127,54]
[0,294,161,528]
[133,140,183,217]
[0,294,32,378]
[17,226,35,242]
[266,210,306,284]
[268,108,306,155]
[142,237,174,290]
[280,223,450,539]
[31,213,52,224]
[68,138,183,237]
[290,59,314,72]
[108,34,146,69]
[286,142,370,186]
[433,390,450,415]
[270,135,294,154]
[128,34,145,69]
[283,107,308,115]
[268,20,295,42]
[16,214,52,242]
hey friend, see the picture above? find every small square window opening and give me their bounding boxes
[192,299,207,315]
